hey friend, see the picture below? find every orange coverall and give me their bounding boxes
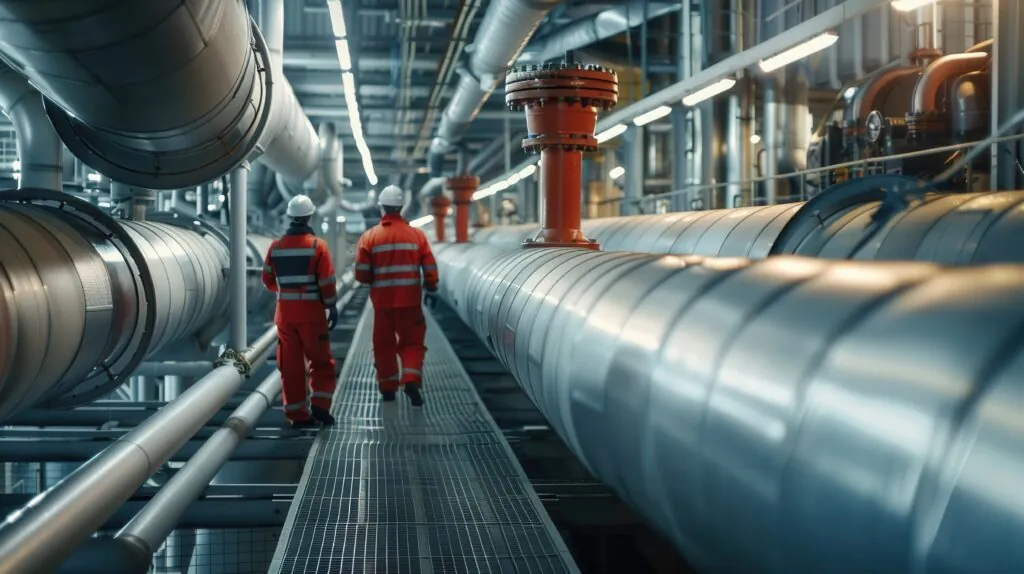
[354,213,439,392]
[261,227,338,422]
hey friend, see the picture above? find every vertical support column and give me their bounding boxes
[500,113,511,224]
[229,165,249,350]
[448,175,480,243]
[992,0,1024,190]
[506,63,618,249]
[431,195,451,243]
[623,125,644,215]
[671,0,692,212]
[163,376,192,401]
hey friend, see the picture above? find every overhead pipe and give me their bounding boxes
[517,1,681,65]
[471,183,1024,264]
[0,326,280,573]
[0,61,61,190]
[433,242,1024,574]
[0,0,315,190]
[315,122,377,214]
[419,0,562,209]
[0,191,275,421]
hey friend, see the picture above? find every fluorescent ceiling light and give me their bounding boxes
[758,32,839,73]
[609,166,625,179]
[410,215,433,228]
[596,124,627,144]
[891,0,938,11]
[681,78,737,107]
[87,172,101,182]
[335,39,352,70]
[506,172,523,185]
[633,105,672,127]
[472,186,495,200]
[327,0,347,38]
[518,164,537,178]
[750,134,761,144]
[11,160,19,171]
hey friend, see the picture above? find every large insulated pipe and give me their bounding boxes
[434,243,1024,574]
[0,62,61,190]
[316,122,376,214]
[0,191,273,421]
[472,187,1024,264]
[421,0,561,200]
[517,2,681,65]
[253,0,320,184]
[0,0,311,189]
[0,327,279,573]
[911,52,990,115]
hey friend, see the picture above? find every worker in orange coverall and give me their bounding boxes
[354,185,439,406]
[262,194,338,429]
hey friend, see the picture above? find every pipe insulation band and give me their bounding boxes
[434,243,1024,574]
[0,193,271,421]
[0,0,276,189]
[472,190,1024,264]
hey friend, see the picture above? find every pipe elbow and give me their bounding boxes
[911,52,989,115]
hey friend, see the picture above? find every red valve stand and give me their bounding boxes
[447,175,480,243]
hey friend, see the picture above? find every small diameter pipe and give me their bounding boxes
[432,195,451,243]
[111,372,283,572]
[0,326,278,573]
[229,166,249,350]
[133,362,214,378]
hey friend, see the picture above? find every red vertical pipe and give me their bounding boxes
[505,63,618,250]
[431,195,450,243]
[447,175,479,243]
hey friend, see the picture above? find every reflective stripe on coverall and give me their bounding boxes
[262,230,338,421]
[354,213,438,390]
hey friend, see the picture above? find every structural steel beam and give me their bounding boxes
[0,438,312,462]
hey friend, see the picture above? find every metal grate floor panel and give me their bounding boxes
[269,305,577,574]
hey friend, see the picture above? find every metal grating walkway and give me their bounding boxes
[268,304,578,574]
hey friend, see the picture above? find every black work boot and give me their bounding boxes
[404,385,424,407]
[289,418,319,430]
[311,405,335,426]
[381,390,397,402]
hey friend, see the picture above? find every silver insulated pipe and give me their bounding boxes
[0,192,272,421]
[433,242,1024,574]
[0,0,314,189]
[424,0,560,178]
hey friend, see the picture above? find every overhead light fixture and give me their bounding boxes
[410,215,434,228]
[218,194,226,202]
[87,172,101,183]
[750,134,762,144]
[518,164,537,178]
[11,159,19,171]
[327,0,347,37]
[633,105,672,127]
[891,0,938,11]
[472,186,495,200]
[758,32,839,73]
[334,39,352,70]
[681,78,737,107]
[609,166,625,180]
[329,1,376,187]
[596,124,627,144]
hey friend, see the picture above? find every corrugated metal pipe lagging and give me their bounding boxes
[0,191,273,422]
[432,240,1024,574]
[0,0,314,189]
[472,188,1024,264]
[419,0,561,206]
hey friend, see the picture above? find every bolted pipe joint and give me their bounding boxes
[505,63,618,250]
[431,194,452,243]
[447,175,480,243]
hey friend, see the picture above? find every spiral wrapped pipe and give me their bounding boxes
[474,189,1024,263]
[433,242,1024,574]
[0,192,272,420]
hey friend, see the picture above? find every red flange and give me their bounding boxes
[505,63,618,250]
[431,194,451,243]
[447,174,480,243]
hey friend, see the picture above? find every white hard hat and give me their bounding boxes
[286,194,316,218]
[378,185,405,207]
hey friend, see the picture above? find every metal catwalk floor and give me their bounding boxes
[268,304,578,574]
